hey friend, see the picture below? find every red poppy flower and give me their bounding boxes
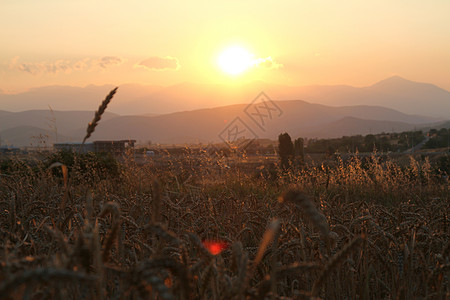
[202,240,228,255]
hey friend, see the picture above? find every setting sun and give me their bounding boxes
[217,46,255,76]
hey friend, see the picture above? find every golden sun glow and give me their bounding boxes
[217,46,255,76]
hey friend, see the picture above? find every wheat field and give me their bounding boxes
[0,149,448,299]
[0,89,448,299]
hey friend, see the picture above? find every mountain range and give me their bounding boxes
[1,76,450,118]
[0,76,449,147]
[0,100,447,147]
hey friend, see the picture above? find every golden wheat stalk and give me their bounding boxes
[151,179,162,224]
[252,218,280,270]
[280,189,330,244]
[98,202,121,263]
[82,87,118,145]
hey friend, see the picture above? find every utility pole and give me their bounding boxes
[447,128,450,152]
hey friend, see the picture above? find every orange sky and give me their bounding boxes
[1,0,450,93]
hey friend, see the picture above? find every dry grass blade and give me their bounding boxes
[48,162,68,188]
[82,87,118,145]
[47,162,69,209]
[252,219,280,270]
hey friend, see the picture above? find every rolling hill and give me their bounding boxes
[0,126,73,147]
[304,117,418,139]
[1,97,447,147]
[0,110,119,134]
[86,100,441,144]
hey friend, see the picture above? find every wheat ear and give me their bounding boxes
[82,87,118,145]
[98,202,121,263]
[280,189,330,244]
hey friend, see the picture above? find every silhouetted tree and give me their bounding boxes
[294,137,304,164]
[364,134,376,152]
[278,133,294,169]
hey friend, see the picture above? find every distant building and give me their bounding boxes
[0,145,20,154]
[145,150,155,156]
[54,140,136,155]
[54,142,94,154]
[93,140,136,155]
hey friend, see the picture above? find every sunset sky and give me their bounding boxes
[1,0,450,93]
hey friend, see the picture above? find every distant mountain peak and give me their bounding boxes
[385,75,407,81]
[372,75,413,86]
[369,75,449,93]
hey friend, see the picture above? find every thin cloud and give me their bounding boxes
[73,58,90,71]
[16,60,72,75]
[137,56,180,71]
[97,56,123,69]
[10,56,124,75]
[8,56,20,69]
[254,56,283,70]
[17,63,39,75]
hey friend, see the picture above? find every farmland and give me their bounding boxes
[0,148,448,299]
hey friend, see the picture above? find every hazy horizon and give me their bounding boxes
[2,1,450,146]
[1,76,449,147]
[1,74,450,95]
[0,75,449,118]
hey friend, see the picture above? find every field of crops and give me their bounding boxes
[0,151,448,299]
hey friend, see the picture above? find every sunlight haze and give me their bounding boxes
[1,0,450,97]
[1,3,450,297]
